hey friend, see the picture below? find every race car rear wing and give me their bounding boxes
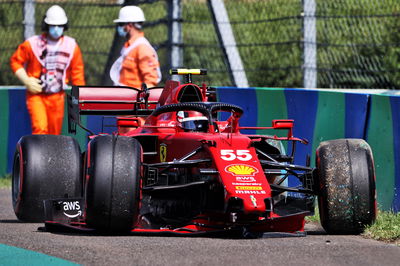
[67,85,163,134]
[67,69,215,134]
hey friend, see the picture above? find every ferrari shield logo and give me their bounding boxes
[160,143,167,162]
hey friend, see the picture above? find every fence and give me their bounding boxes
[0,0,399,89]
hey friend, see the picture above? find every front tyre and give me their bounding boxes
[85,135,142,232]
[12,135,82,222]
[316,139,376,234]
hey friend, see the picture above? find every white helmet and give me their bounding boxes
[114,6,145,23]
[179,116,209,132]
[44,5,68,25]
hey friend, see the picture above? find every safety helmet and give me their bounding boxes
[114,6,146,23]
[44,5,68,25]
[179,116,209,132]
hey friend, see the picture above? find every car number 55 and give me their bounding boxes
[221,149,252,161]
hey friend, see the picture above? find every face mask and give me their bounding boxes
[117,26,127,38]
[48,26,64,39]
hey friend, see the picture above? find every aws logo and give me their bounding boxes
[62,201,82,218]
[236,176,256,183]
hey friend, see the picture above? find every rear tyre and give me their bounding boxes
[12,135,82,222]
[316,139,376,234]
[85,135,142,232]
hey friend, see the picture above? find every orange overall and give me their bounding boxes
[10,34,85,135]
[110,32,161,89]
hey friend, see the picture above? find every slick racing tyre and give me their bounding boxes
[85,135,142,232]
[12,135,82,222]
[316,139,376,234]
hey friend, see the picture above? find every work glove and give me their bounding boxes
[15,68,42,94]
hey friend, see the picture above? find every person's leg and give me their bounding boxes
[26,93,48,134]
[44,91,65,135]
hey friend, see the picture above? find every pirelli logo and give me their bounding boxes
[235,186,263,190]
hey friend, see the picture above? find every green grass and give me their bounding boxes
[363,211,400,246]
[306,207,400,245]
[305,211,320,223]
[0,174,11,188]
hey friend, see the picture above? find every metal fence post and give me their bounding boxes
[303,0,317,89]
[24,0,35,39]
[208,0,249,88]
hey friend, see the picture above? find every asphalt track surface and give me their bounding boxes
[1,188,399,266]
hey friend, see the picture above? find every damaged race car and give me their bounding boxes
[12,69,376,237]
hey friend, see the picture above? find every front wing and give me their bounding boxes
[43,198,310,238]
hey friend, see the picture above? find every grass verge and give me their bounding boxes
[363,211,400,246]
[0,174,11,188]
[305,208,320,223]
[306,208,400,246]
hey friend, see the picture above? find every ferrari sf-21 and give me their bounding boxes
[12,69,376,237]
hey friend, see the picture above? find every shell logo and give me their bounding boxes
[225,164,258,176]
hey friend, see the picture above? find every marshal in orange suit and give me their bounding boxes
[10,5,85,135]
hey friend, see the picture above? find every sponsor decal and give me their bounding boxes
[250,195,257,207]
[232,182,262,186]
[235,186,263,190]
[225,164,258,176]
[158,121,176,127]
[160,143,167,162]
[221,150,252,161]
[235,190,266,194]
[62,200,82,218]
[235,176,256,183]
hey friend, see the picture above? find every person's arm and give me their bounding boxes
[68,44,86,86]
[10,41,42,94]
[137,45,160,87]
[10,41,30,73]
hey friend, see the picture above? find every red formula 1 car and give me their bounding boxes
[12,69,376,237]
